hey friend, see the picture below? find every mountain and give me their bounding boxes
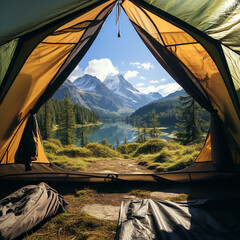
[129,89,185,125]
[54,79,133,118]
[54,74,164,118]
[162,89,184,100]
[104,74,137,96]
[104,74,161,108]
[73,74,116,100]
[147,92,163,100]
[53,79,88,108]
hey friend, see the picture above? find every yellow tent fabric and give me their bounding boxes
[0,0,239,182]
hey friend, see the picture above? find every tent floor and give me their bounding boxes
[1,178,240,239]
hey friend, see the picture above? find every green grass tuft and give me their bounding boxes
[133,138,166,157]
[42,140,59,153]
[117,143,140,155]
[57,145,93,158]
[47,138,62,147]
[86,143,122,158]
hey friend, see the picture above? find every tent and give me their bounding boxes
[0,0,239,182]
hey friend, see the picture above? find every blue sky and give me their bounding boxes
[69,5,181,97]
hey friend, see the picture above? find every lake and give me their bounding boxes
[75,120,176,148]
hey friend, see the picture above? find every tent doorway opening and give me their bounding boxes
[36,5,210,175]
[1,0,239,182]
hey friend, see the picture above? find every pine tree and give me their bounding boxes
[149,110,160,138]
[142,121,148,142]
[37,100,53,140]
[100,138,112,148]
[58,93,76,145]
[79,123,88,148]
[135,122,143,143]
[116,138,120,148]
[124,137,128,145]
[175,93,204,145]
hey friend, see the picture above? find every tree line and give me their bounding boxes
[128,92,209,145]
[128,97,209,127]
[37,93,99,144]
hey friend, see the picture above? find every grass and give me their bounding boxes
[132,138,167,157]
[117,143,140,154]
[75,188,97,201]
[23,212,117,240]
[129,189,151,198]
[43,137,203,172]
[86,143,122,158]
[137,141,201,172]
[57,145,93,158]
[43,142,122,171]
[22,186,118,240]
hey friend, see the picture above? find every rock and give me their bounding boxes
[82,204,120,221]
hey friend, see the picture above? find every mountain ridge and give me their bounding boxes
[54,74,170,118]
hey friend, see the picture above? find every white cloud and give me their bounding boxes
[140,76,146,80]
[124,70,139,80]
[149,80,159,84]
[130,61,154,70]
[137,83,182,96]
[84,58,119,81]
[69,65,83,82]
[160,78,167,82]
[136,83,145,87]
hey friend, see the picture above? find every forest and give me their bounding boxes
[128,97,210,127]
[37,93,99,142]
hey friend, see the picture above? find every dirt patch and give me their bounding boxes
[84,158,154,174]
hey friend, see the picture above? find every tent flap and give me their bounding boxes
[15,114,38,171]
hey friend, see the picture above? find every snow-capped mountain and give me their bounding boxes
[73,74,114,99]
[103,74,161,108]
[104,73,138,97]
[54,79,88,107]
[54,74,164,118]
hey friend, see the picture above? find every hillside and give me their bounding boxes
[129,89,185,125]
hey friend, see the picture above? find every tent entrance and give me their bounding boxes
[32,4,210,178]
[0,0,239,182]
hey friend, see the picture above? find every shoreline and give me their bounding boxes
[76,121,102,128]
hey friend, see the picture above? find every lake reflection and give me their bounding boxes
[75,121,175,148]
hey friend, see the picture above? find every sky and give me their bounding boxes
[69,5,181,97]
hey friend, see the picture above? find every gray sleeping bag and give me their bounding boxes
[115,199,240,240]
[0,182,67,240]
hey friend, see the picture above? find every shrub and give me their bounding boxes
[57,145,93,158]
[154,148,171,163]
[117,143,140,154]
[133,138,166,156]
[86,143,122,158]
[167,160,191,171]
[42,140,59,153]
[48,138,62,147]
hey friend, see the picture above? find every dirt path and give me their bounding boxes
[84,158,154,174]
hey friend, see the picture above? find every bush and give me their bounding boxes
[57,145,93,158]
[154,148,171,163]
[42,140,59,153]
[133,138,166,156]
[48,138,62,147]
[86,143,122,158]
[117,143,141,154]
